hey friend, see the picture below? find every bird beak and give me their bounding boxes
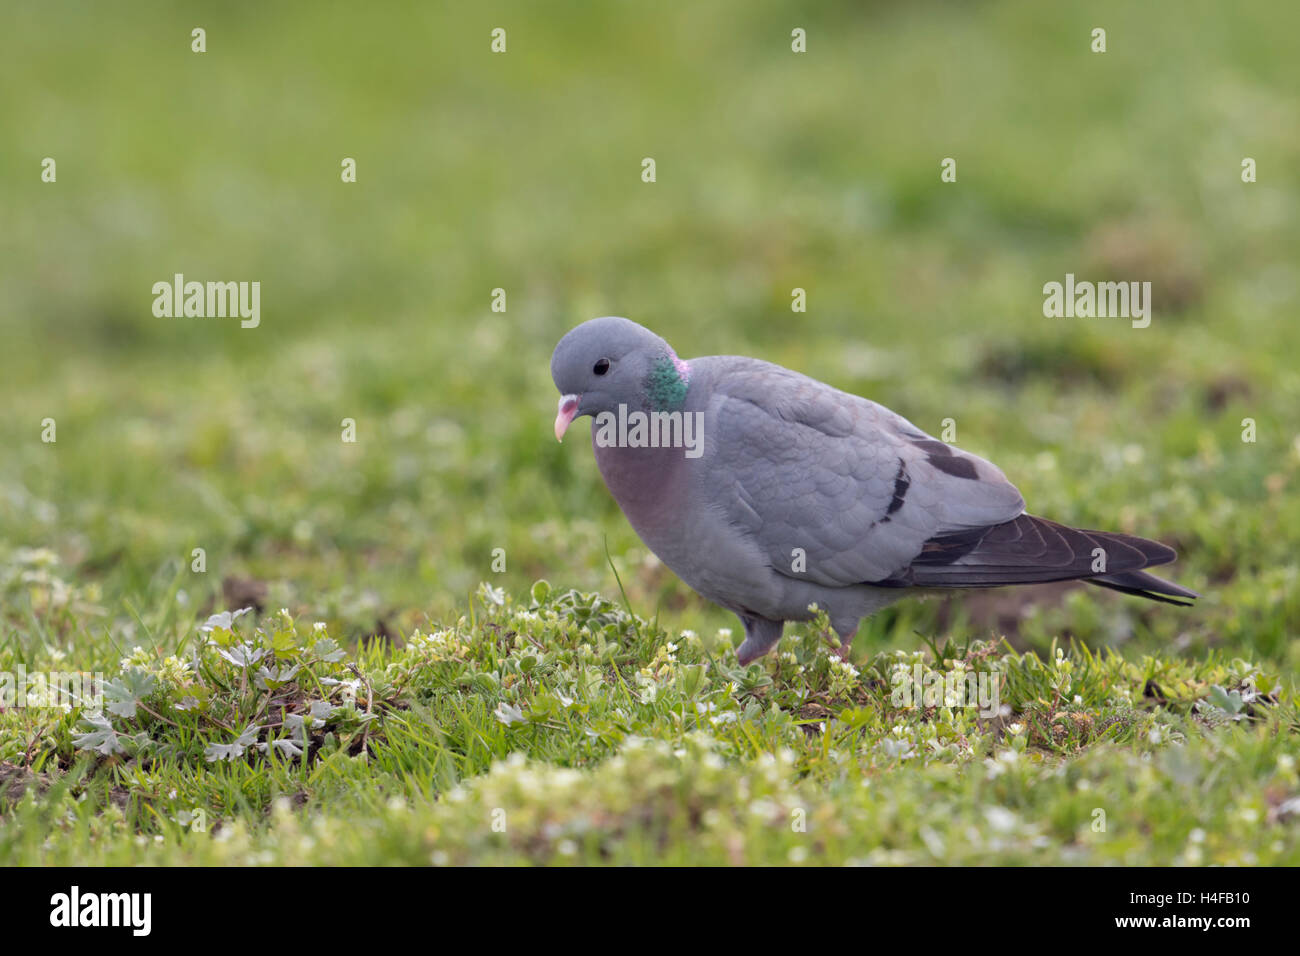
[554,394,581,441]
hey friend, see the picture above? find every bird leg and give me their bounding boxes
[736,615,784,666]
[834,626,858,662]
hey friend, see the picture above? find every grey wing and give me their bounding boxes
[705,361,1026,587]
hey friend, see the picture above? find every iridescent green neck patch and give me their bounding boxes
[645,350,690,410]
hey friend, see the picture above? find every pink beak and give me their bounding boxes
[554,394,581,441]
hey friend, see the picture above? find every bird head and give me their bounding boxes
[549,316,688,441]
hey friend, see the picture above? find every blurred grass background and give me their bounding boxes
[1,0,1297,668]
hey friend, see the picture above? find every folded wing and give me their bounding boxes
[706,359,1027,586]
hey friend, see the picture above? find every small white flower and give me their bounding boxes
[199,607,252,634]
[494,702,526,725]
[985,806,1017,833]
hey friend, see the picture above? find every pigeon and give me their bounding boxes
[551,316,1197,665]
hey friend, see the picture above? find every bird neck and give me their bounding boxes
[643,349,690,411]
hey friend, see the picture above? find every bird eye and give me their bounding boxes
[593,358,610,375]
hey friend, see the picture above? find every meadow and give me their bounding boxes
[1,0,1297,864]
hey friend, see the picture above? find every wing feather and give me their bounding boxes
[701,358,1026,587]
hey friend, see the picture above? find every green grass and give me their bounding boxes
[1,0,1298,864]
[3,585,1296,864]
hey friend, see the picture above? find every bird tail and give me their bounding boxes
[888,513,1199,606]
[1086,569,1198,606]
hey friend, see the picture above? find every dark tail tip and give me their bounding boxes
[1088,569,1199,606]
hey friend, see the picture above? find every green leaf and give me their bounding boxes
[530,579,551,605]
[104,668,157,719]
[1207,685,1244,714]
[204,724,261,762]
[72,712,124,755]
[311,638,346,663]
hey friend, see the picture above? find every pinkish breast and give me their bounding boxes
[591,437,689,543]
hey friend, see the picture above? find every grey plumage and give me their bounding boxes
[551,317,1197,665]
